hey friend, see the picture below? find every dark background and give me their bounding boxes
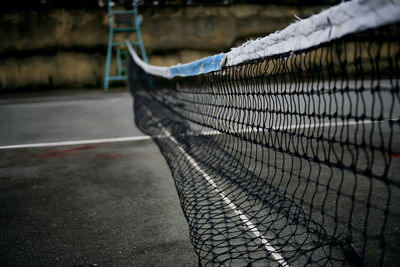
[2,0,342,12]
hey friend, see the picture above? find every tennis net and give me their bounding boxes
[128,1,400,266]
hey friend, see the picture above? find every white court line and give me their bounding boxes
[159,126,289,266]
[186,118,397,138]
[1,118,396,150]
[139,104,290,266]
[0,136,152,150]
[201,119,379,136]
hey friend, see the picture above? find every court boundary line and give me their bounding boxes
[0,136,152,150]
[1,118,396,150]
[161,126,289,266]
[143,106,289,266]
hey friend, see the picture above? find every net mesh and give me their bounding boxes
[129,24,400,266]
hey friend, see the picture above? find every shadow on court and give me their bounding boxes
[0,90,197,266]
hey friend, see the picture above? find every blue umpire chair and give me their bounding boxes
[103,0,148,91]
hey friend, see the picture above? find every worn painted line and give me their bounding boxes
[1,118,396,150]
[141,103,289,265]
[159,126,289,266]
[0,136,152,149]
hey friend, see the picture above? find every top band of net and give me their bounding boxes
[127,0,400,79]
[128,0,400,266]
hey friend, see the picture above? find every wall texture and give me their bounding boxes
[0,5,327,90]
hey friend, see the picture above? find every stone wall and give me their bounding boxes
[0,5,328,90]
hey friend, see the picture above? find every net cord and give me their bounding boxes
[126,0,400,77]
[226,0,400,66]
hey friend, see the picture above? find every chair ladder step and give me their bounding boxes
[114,27,137,33]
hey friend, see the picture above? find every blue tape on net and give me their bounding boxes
[169,53,226,78]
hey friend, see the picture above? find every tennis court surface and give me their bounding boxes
[0,91,197,266]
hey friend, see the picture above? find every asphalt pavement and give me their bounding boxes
[0,89,197,266]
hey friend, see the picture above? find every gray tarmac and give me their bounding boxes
[0,90,197,266]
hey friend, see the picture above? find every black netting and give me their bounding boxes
[129,24,400,266]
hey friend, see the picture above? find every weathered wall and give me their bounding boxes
[0,53,105,89]
[0,5,328,90]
